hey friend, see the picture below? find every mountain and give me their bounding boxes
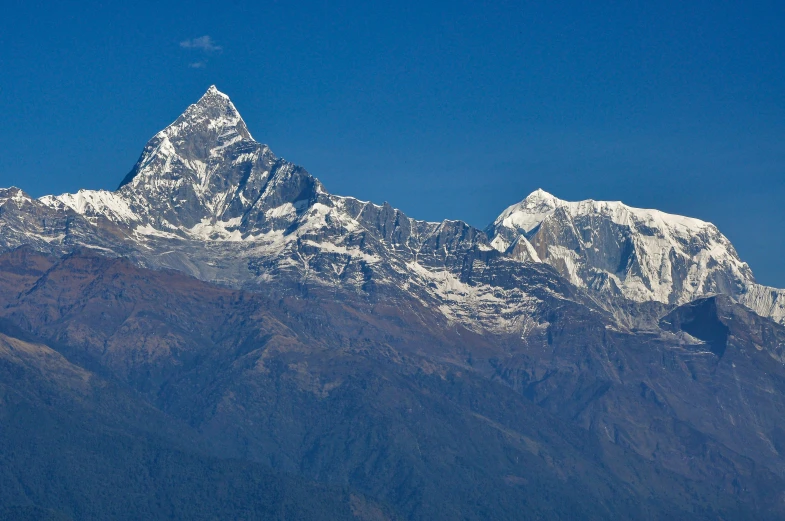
[1,247,781,520]
[0,317,375,521]
[488,188,752,304]
[487,188,785,323]
[1,86,785,519]
[1,86,776,330]
[22,86,586,335]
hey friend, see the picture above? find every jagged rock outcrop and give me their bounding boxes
[487,189,784,324]
[19,87,584,335]
[1,86,783,331]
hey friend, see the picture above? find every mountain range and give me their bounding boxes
[1,86,785,520]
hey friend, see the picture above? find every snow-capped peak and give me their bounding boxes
[488,190,754,305]
[205,84,230,99]
[159,84,253,143]
[25,87,784,328]
[493,189,561,235]
[45,86,326,239]
[0,187,34,206]
[116,85,258,192]
[493,189,713,238]
[525,188,559,204]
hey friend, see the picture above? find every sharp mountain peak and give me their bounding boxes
[166,84,254,142]
[5,85,783,325]
[117,86,260,190]
[204,84,230,99]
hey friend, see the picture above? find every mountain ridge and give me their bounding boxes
[2,246,783,519]
[487,188,753,301]
[2,85,782,330]
[3,85,785,519]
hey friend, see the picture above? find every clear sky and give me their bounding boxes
[1,1,783,285]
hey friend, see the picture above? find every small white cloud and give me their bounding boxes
[189,61,207,69]
[179,36,222,53]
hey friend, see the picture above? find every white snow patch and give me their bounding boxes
[43,190,141,224]
[301,240,380,264]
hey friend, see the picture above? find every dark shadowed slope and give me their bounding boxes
[1,248,783,519]
[0,322,383,521]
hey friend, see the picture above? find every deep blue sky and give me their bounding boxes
[1,1,783,285]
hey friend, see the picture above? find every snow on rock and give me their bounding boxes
[43,189,141,224]
[737,284,785,325]
[9,86,784,333]
[488,189,755,306]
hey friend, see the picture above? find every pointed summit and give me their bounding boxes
[118,86,256,189]
[173,85,253,142]
[106,85,326,233]
[204,85,229,99]
[190,85,240,120]
[517,188,561,214]
[487,188,561,239]
[524,188,558,204]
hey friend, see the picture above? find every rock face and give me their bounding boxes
[737,282,785,325]
[488,189,754,304]
[486,189,785,324]
[3,85,785,519]
[18,87,584,335]
[0,85,779,328]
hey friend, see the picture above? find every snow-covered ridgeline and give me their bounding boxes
[488,189,755,306]
[6,85,783,329]
[40,190,141,224]
[738,284,785,325]
[493,188,713,236]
